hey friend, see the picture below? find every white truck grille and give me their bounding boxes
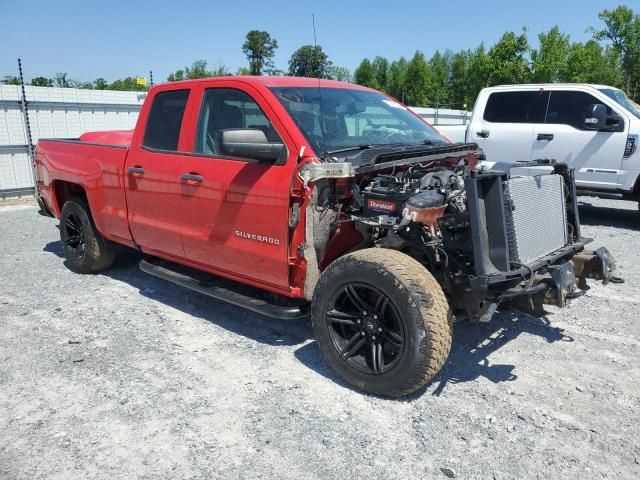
[504,174,568,264]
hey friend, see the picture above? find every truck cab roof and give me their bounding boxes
[489,83,616,91]
[151,75,373,92]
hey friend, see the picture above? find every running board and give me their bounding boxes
[139,257,308,320]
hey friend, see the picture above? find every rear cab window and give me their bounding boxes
[143,89,190,151]
[483,91,548,123]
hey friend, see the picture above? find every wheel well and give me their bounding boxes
[52,180,87,212]
[632,174,640,196]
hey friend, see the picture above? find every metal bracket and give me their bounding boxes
[299,162,355,187]
[548,262,577,308]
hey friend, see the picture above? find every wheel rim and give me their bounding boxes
[62,212,86,259]
[327,283,405,375]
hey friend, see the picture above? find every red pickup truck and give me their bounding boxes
[35,76,615,397]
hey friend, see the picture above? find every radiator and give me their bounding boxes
[504,174,568,264]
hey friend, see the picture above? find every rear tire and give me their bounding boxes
[312,248,452,397]
[59,197,116,273]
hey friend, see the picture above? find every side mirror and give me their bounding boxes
[584,104,623,131]
[219,128,285,163]
[584,104,607,130]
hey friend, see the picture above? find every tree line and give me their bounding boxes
[352,7,638,107]
[2,5,638,105]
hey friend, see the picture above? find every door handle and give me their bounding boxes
[537,133,554,141]
[476,130,490,138]
[181,173,204,183]
[127,166,145,175]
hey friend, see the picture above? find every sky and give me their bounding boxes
[0,0,635,83]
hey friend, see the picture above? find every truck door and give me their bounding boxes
[178,83,298,291]
[468,90,546,167]
[124,88,191,258]
[531,90,628,191]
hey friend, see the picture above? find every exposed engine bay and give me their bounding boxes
[303,148,616,322]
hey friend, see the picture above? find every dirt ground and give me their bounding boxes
[0,197,639,479]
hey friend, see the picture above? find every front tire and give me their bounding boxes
[312,248,452,397]
[59,197,116,273]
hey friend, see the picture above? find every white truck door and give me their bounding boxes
[468,90,545,167]
[531,89,627,191]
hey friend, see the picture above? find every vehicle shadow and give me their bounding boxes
[417,310,573,399]
[43,241,573,400]
[295,310,573,400]
[43,241,313,348]
[578,200,640,231]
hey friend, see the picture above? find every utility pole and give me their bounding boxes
[17,58,36,192]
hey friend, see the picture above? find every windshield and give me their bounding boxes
[599,88,640,119]
[270,87,447,157]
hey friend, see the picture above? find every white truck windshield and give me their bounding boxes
[599,88,640,119]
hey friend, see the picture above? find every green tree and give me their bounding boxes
[242,30,278,75]
[531,26,570,82]
[288,45,333,78]
[449,50,471,108]
[487,30,531,85]
[93,78,109,90]
[167,69,185,82]
[372,56,390,91]
[185,60,209,79]
[54,72,71,88]
[235,67,251,76]
[331,66,351,82]
[387,57,408,102]
[428,50,451,105]
[404,51,431,106]
[264,67,285,76]
[466,44,491,105]
[593,6,640,98]
[353,58,378,88]
[31,76,53,87]
[562,40,622,86]
[209,64,231,77]
[107,77,147,91]
[1,76,20,85]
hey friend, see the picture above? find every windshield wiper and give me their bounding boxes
[325,140,444,156]
[325,144,376,155]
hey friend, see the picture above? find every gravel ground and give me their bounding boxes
[1,197,639,479]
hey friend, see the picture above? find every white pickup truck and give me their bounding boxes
[437,84,640,204]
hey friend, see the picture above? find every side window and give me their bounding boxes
[545,91,614,129]
[195,88,283,156]
[483,91,545,123]
[143,89,190,151]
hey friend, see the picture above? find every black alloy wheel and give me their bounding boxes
[312,248,453,397]
[62,211,87,260]
[59,197,116,273]
[327,283,405,375]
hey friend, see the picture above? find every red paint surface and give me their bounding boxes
[36,76,475,298]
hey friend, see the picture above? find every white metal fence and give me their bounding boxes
[410,107,471,125]
[0,85,145,197]
[0,86,470,198]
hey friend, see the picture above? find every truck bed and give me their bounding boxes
[35,135,134,245]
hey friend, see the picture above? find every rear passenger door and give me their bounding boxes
[178,83,297,291]
[531,90,627,191]
[125,89,190,258]
[471,90,547,167]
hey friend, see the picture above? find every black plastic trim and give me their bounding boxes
[140,145,288,166]
[38,138,128,149]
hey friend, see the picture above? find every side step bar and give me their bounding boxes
[139,257,308,320]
